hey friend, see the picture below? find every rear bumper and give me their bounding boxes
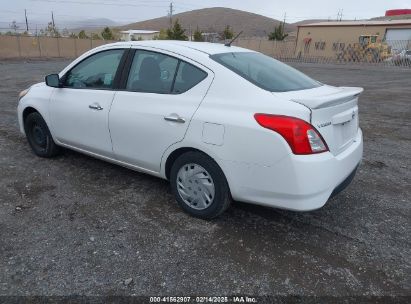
[220,129,363,211]
[330,165,358,198]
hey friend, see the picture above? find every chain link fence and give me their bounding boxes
[1,34,410,68]
[232,38,411,68]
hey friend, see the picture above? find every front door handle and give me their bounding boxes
[89,104,103,110]
[164,115,185,124]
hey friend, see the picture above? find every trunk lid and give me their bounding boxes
[274,85,363,155]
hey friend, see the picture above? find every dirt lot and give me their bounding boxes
[0,60,410,298]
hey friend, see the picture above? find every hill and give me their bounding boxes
[67,18,120,29]
[292,19,330,26]
[117,7,295,37]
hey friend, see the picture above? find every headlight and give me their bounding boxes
[18,88,30,102]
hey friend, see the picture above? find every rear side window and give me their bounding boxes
[65,49,124,89]
[210,52,321,92]
[126,50,179,94]
[172,61,207,94]
[126,50,207,94]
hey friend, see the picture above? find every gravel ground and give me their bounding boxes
[0,59,410,298]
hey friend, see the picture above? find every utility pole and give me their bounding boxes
[24,9,29,32]
[168,2,174,27]
[51,11,55,28]
[337,9,343,21]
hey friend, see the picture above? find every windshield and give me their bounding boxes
[210,52,321,92]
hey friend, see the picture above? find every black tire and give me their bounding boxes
[24,112,61,158]
[170,151,232,219]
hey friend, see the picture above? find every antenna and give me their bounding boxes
[225,31,243,47]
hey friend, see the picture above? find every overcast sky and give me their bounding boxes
[2,0,410,28]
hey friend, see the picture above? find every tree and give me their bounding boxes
[166,19,188,40]
[221,25,234,40]
[153,29,168,40]
[61,28,70,37]
[69,32,78,38]
[193,27,204,42]
[91,33,101,40]
[10,20,19,33]
[78,30,88,39]
[42,22,60,37]
[268,23,288,41]
[101,27,114,40]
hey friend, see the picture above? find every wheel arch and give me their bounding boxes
[164,145,234,204]
[22,106,40,123]
[163,147,228,186]
[164,147,205,180]
[20,106,53,139]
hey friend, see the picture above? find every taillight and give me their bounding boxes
[254,114,328,155]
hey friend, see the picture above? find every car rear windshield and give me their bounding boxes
[210,52,321,92]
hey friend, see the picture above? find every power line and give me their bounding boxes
[337,9,344,21]
[30,0,168,8]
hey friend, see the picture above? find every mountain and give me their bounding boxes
[292,19,330,26]
[0,18,120,34]
[64,18,120,30]
[117,7,295,37]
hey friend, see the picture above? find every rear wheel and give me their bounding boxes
[170,151,231,219]
[24,112,61,158]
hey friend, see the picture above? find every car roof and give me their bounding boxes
[107,40,251,56]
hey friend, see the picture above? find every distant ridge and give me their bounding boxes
[117,7,296,37]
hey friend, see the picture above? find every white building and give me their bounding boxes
[120,30,160,41]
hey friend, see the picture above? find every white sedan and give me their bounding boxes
[17,41,363,219]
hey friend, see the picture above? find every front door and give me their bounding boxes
[49,49,125,157]
[109,49,213,172]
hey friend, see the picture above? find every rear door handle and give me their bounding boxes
[164,115,185,124]
[89,104,103,110]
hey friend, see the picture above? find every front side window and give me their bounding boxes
[210,52,321,92]
[64,49,124,89]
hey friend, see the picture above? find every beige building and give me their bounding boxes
[120,30,159,41]
[296,20,411,58]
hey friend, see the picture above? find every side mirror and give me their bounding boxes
[45,74,61,88]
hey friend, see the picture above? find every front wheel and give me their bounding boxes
[24,112,61,158]
[170,151,232,219]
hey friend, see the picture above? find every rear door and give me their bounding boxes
[109,48,214,172]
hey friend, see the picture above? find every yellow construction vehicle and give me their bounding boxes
[359,35,391,62]
[338,35,391,63]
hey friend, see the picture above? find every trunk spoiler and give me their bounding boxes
[291,87,364,109]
